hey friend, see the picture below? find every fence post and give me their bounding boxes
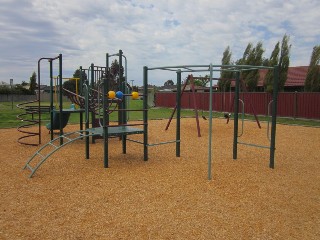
[293,91,298,120]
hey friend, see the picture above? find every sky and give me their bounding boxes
[0,0,319,86]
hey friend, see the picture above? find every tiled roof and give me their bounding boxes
[258,66,309,87]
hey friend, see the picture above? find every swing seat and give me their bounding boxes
[46,111,71,131]
[224,112,231,119]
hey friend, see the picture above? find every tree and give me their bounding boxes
[278,34,291,91]
[108,59,124,91]
[264,42,280,92]
[193,75,210,87]
[219,46,234,92]
[238,42,265,91]
[63,80,76,94]
[62,69,88,95]
[21,81,28,86]
[305,45,320,92]
[73,69,87,81]
[164,80,174,86]
[29,72,37,94]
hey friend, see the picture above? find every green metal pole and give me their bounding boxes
[269,65,279,168]
[119,50,127,154]
[143,66,148,161]
[90,63,96,144]
[59,54,63,146]
[49,60,54,141]
[233,71,240,160]
[103,54,109,168]
[208,64,213,180]
[176,70,181,157]
[83,66,90,159]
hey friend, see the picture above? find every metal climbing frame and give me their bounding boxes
[23,130,93,178]
[23,50,149,177]
[17,55,62,146]
[144,64,279,180]
[23,126,145,178]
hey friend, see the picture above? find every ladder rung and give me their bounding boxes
[62,136,72,141]
[25,164,34,172]
[36,152,45,158]
[48,142,58,148]
[75,132,85,137]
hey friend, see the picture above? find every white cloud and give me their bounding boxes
[0,0,319,86]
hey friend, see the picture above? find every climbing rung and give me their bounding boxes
[25,164,34,172]
[62,136,72,141]
[36,152,45,159]
[48,142,58,148]
[76,132,85,137]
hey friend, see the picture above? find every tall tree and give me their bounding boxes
[73,69,87,95]
[194,75,210,87]
[219,46,234,92]
[73,69,87,81]
[164,79,174,86]
[238,42,265,91]
[29,72,37,94]
[108,59,124,91]
[264,42,280,92]
[304,45,320,92]
[278,34,291,91]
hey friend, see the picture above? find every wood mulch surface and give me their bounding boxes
[0,118,319,239]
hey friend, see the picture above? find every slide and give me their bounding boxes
[46,111,71,131]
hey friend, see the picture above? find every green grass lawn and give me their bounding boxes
[0,100,319,129]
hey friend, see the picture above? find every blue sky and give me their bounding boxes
[0,0,319,86]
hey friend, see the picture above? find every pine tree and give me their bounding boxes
[305,45,320,92]
[239,42,265,91]
[265,42,280,92]
[29,72,37,94]
[278,34,291,91]
[219,46,233,92]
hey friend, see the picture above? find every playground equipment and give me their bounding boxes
[143,64,279,180]
[45,111,70,132]
[22,53,279,180]
[23,50,152,177]
[222,77,262,129]
[17,55,62,146]
[165,74,201,137]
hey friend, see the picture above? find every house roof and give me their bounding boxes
[258,66,309,87]
[225,66,309,88]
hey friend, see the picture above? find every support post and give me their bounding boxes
[208,64,213,180]
[103,55,109,168]
[233,71,240,160]
[143,66,148,161]
[269,65,279,168]
[58,54,63,145]
[84,67,90,159]
[176,70,181,157]
[90,63,96,144]
[119,50,127,154]
[49,60,54,141]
